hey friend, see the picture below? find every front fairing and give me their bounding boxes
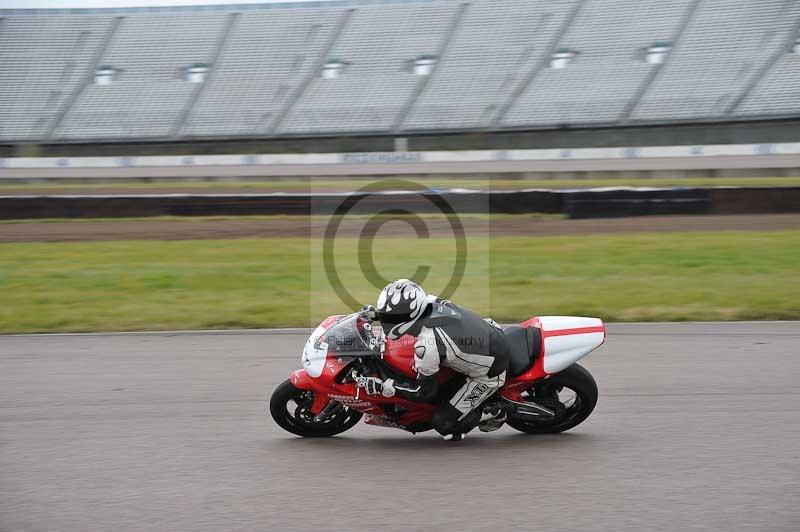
[293,313,437,422]
[301,313,383,378]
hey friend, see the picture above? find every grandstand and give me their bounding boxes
[1,0,800,144]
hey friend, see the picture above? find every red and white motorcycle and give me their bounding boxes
[270,309,605,437]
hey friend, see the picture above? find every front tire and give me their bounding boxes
[507,363,598,434]
[269,379,362,437]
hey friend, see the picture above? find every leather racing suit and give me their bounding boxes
[377,296,511,436]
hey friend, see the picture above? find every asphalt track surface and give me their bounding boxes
[1,322,798,532]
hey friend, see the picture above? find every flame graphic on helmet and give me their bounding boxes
[377,279,428,338]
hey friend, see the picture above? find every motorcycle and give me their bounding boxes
[270,309,605,437]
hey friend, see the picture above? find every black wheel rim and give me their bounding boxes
[518,383,585,428]
[281,389,357,430]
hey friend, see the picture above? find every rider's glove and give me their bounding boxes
[361,305,378,321]
[356,376,396,397]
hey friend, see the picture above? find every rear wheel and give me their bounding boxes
[269,379,362,437]
[507,363,598,434]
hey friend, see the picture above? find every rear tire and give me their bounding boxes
[269,379,362,437]
[507,363,598,434]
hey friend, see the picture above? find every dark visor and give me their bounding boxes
[377,311,414,325]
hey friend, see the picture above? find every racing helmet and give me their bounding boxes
[376,279,429,339]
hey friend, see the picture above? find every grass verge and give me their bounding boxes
[1,231,799,333]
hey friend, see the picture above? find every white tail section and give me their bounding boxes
[538,316,605,374]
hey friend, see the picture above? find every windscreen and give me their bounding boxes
[318,313,381,357]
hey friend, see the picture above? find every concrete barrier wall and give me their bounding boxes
[5,118,799,158]
[3,142,800,180]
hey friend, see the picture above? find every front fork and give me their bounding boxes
[291,369,334,414]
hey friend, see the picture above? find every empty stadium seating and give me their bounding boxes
[279,2,459,134]
[55,12,228,139]
[0,0,799,142]
[502,0,692,127]
[0,14,114,141]
[631,0,800,121]
[737,52,800,117]
[183,7,343,137]
[405,0,579,130]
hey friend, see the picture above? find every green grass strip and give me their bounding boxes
[1,231,799,333]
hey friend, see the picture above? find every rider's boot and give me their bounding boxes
[478,403,507,432]
[433,404,479,441]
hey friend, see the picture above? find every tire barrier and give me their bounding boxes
[0,187,797,220]
[564,189,712,219]
[708,187,800,214]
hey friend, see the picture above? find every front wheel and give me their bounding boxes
[506,363,598,434]
[269,379,362,437]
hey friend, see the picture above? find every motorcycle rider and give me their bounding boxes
[357,279,510,440]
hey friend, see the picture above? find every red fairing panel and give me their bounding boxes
[383,335,417,379]
[383,334,457,383]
